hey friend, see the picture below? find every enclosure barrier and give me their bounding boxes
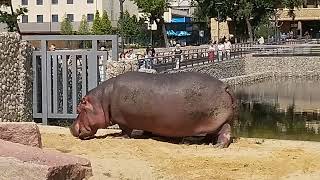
[22,35,118,124]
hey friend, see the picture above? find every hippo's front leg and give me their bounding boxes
[213,123,232,148]
[119,125,133,138]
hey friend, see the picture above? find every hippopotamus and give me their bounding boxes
[70,71,238,148]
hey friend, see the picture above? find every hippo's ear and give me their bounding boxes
[79,97,94,112]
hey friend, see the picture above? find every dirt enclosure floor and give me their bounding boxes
[39,125,320,180]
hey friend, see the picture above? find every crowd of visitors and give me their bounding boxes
[208,38,232,62]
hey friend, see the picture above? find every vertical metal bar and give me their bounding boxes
[112,35,119,61]
[32,54,38,117]
[88,40,98,91]
[52,55,58,114]
[81,55,87,97]
[41,40,48,125]
[46,53,52,115]
[71,54,77,114]
[62,55,68,114]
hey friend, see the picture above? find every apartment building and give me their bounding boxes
[0,0,139,34]
[278,0,320,38]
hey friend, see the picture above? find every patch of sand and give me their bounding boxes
[39,125,320,180]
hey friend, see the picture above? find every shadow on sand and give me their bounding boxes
[94,130,218,145]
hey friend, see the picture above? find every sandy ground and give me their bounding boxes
[39,125,320,180]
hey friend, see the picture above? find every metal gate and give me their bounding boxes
[22,35,119,124]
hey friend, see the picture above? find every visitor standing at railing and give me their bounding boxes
[208,41,216,62]
[217,41,225,61]
[174,44,182,69]
[224,39,232,60]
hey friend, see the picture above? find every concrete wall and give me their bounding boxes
[0,33,32,122]
[165,55,320,85]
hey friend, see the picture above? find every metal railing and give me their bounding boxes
[137,43,251,72]
[137,41,320,72]
[251,44,320,57]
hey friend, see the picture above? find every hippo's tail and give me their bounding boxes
[225,86,239,127]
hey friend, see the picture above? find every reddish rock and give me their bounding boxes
[0,139,92,180]
[0,122,42,148]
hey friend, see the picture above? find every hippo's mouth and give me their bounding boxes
[78,127,96,140]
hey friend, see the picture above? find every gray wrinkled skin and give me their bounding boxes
[71,71,238,148]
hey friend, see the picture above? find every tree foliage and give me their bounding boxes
[118,11,137,39]
[78,15,90,35]
[0,0,28,33]
[100,10,112,34]
[194,0,304,41]
[118,10,148,45]
[91,10,102,34]
[91,10,112,35]
[130,0,170,47]
[60,15,73,35]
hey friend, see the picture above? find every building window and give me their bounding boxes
[87,14,94,22]
[67,14,74,22]
[37,15,43,23]
[67,0,73,4]
[304,0,318,8]
[52,14,58,22]
[36,0,43,5]
[21,15,28,23]
[87,0,93,4]
[52,0,58,5]
[21,0,28,5]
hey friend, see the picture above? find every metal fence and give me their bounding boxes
[137,41,320,72]
[137,42,254,72]
[22,35,118,124]
[251,44,320,57]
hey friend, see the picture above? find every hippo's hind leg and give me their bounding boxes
[213,123,232,148]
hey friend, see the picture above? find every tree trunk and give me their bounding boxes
[9,3,21,34]
[245,17,253,42]
[156,18,169,48]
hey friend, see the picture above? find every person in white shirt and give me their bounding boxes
[258,36,265,45]
[224,39,232,60]
[217,41,225,61]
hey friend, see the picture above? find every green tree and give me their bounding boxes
[78,15,90,35]
[78,15,91,48]
[60,15,73,35]
[118,11,137,44]
[195,0,304,41]
[91,10,103,34]
[131,0,170,47]
[100,10,112,34]
[0,0,28,33]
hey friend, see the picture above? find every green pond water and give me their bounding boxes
[233,78,320,142]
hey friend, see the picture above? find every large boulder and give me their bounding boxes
[0,139,92,180]
[0,122,42,148]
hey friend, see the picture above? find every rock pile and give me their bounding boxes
[0,122,93,180]
[105,59,139,79]
[0,139,92,180]
[0,33,32,122]
[0,122,42,148]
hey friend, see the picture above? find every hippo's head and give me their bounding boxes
[70,96,107,140]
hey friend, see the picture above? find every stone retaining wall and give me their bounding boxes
[166,55,320,85]
[105,59,139,79]
[0,33,32,122]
